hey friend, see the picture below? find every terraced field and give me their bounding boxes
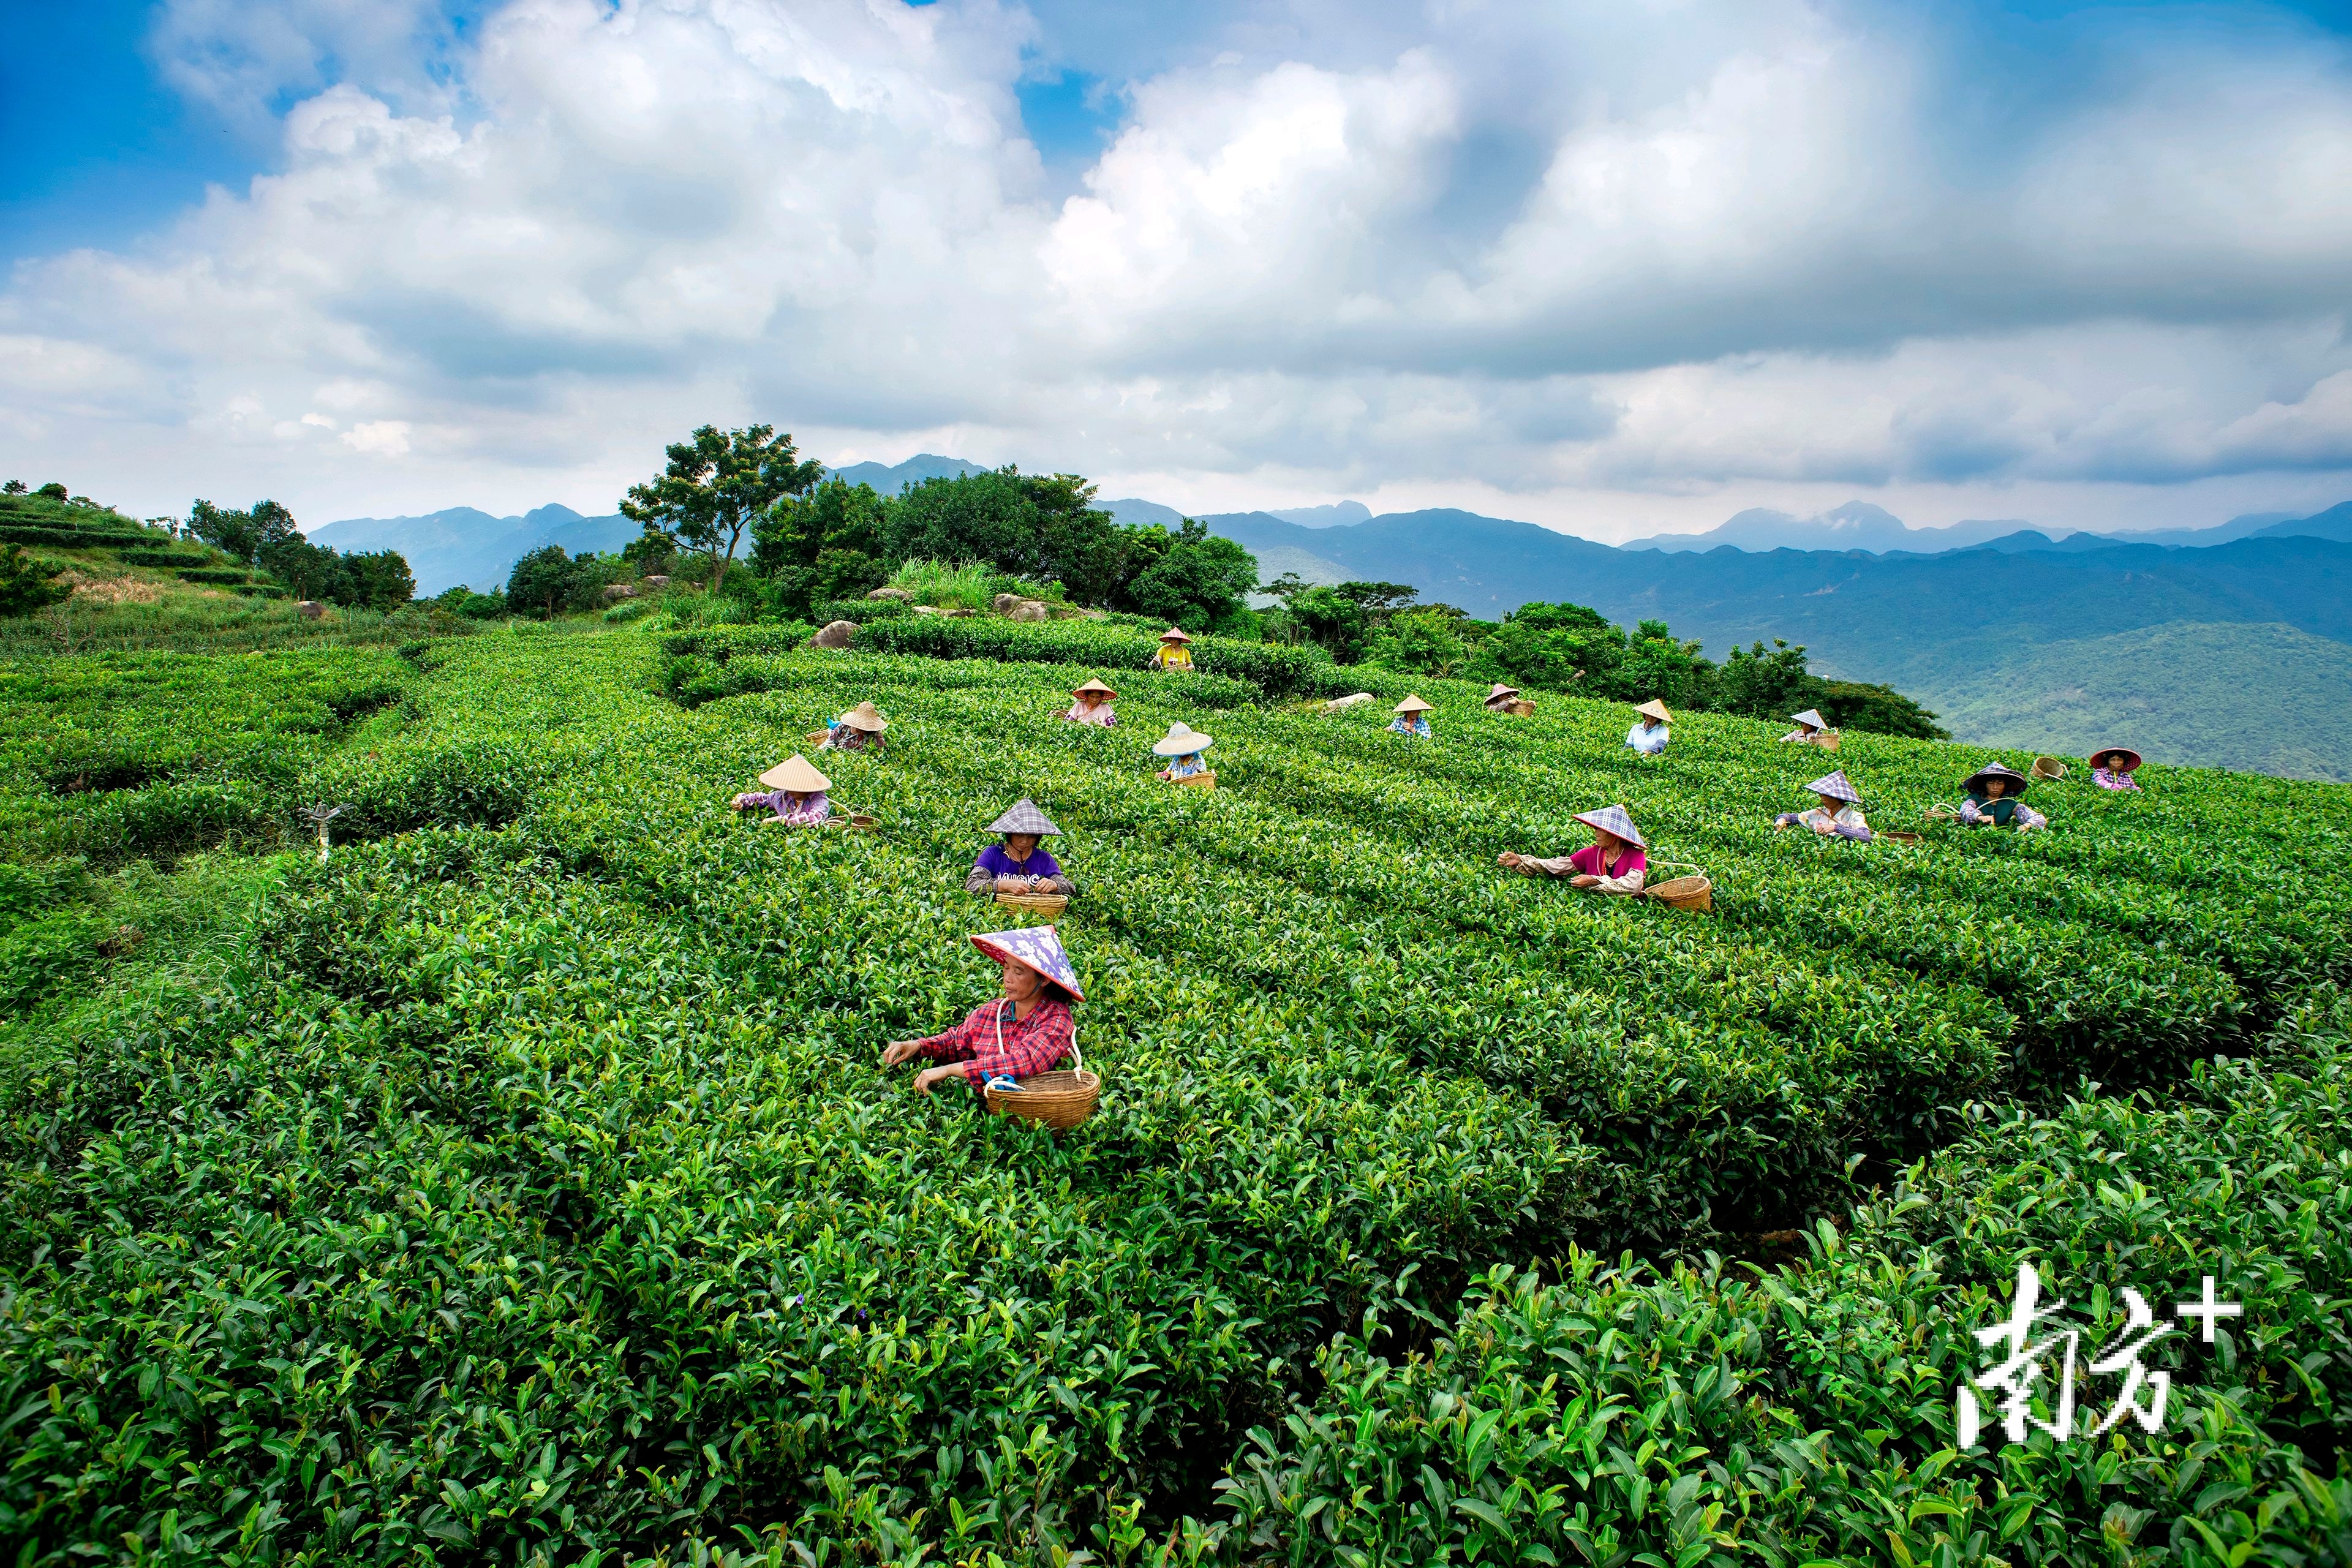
[2,626,2347,1565]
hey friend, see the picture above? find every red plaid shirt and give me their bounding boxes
[914,997,1076,1089]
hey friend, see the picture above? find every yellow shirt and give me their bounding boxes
[1153,646,1193,670]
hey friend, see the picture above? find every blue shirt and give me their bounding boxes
[1626,722,1668,755]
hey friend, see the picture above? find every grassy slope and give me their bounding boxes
[1,626,2348,1564]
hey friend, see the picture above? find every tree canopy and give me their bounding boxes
[622,424,823,589]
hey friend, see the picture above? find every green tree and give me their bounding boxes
[341,549,417,612]
[748,477,890,614]
[506,545,579,618]
[884,468,1130,600]
[1711,638,1821,721]
[622,424,823,590]
[1370,607,1468,676]
[1,481,25,496]
[0,545,72,617]
[1118,519,1259,631]
[187,499,300,566]
[1289,581,1417,663]
[1816,679,1949,740]
[35,483,67,501]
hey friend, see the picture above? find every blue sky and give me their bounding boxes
[5,0,2352,537]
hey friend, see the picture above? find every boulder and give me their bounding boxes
[810,619,859,650]
[643,574,671,588]
[911,604,940,615]
[992,592,1022,614]
[867,586,912,600]
[1010,600,1049,622]
[1320,692,1376,715]
[601,582,640,601]
[294,600,326,620]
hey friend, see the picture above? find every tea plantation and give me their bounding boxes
[2,625,2348,1566]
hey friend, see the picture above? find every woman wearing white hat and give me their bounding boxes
[820,701,889,753]
[729,754,831,825]
[1774,771,1873,840]
[1063,677,1119,728]
[1779,709,1834,745]
[1152,721,1215,780]
[1388,695,1433,737]
[1497,805,1648,894]
[1626,699,1672,755]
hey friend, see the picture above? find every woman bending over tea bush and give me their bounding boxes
[883,927,1082,1096]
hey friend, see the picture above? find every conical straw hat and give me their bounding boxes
[1635,699,1672,723]
[1158,626,1194,643]
[836,701,888,731]
[986,797,1061,837]
[1789,709,1828,729]
[1804,770,1861,804]
[1071,677,1117,699]
[758,753,831,793]
[1152,720,1215,756]
[1393,693,1434,713]
[1962,761,2030,797]
[2094,746,2141,772]
[970,925,1084,1001]
[1486,683,1520,701]
[1573,804,1645,848]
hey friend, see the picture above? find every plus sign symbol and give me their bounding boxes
[2174,1276,2243,1343]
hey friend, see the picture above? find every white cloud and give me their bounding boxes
[342,420,413,455]
[4,0,2352,534]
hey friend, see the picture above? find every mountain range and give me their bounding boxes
[1196,506,2352,779]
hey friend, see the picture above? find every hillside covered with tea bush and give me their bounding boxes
[3,620,2350,1566]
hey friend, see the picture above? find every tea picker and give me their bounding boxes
[969,798,1076,912]
[1626,699,1671,755]
[1779,709,1839,749]
[1063,677,1119,728]
[1388,695,1433,737]
[881,926,1098,1126]
[2090,747,2143,793]
[1954,763,2047,831]
[731,754,832,826]
[812,701,889,753]
[1498,805,1649,894]
[1150,627,1195,671]
[1775,771,1873,840]
[1153,722,1217,786]
[1483,684,1536,717]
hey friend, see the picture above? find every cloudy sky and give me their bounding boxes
[6,0,2352,540]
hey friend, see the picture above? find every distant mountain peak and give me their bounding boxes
[1265,500,1372,528]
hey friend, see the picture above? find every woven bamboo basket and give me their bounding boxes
[1644,860,1714,912]
[1170,769,1218,790]
[815,809,880,832]
[1924,802,1962,822]
[2031,755,2068,781]
[1507,699,1537,717]
[994,891,1069,919]
[1814,731,1841,752]
[804,729,829,747]
[985,1044,1099,1129]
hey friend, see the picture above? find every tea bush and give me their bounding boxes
[1,628,2347,1565]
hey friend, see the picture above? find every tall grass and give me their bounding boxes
[885,557,1005,611]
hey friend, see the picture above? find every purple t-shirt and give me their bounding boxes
[974,842,1062,879]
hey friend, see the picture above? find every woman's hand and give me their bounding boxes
[1569,873,1600,888]
[912,1065,964,1096]
[1812,819,1836,835]
[1496,851,1523,868]
[994,874,1027,893]
[881,1039,923,1067]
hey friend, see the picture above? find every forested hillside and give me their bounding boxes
[2,619,2347,1563]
